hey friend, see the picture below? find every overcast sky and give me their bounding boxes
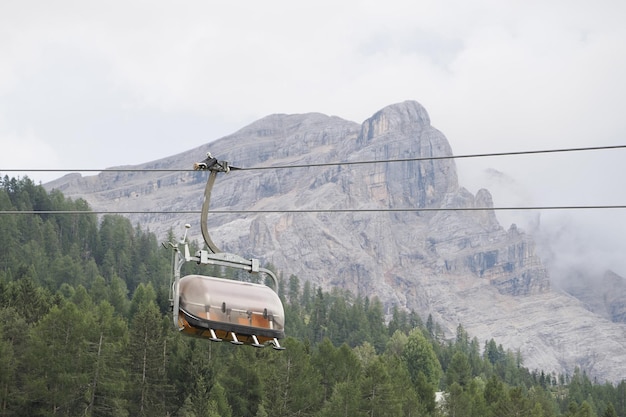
[2,0,625,279]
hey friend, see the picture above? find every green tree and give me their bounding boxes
[360,357,402,417]
[0,329,16,416]
[602,403,617,417]
[25,302,94,416]
[384,354,424,417]
[318,381,365,417]
[365,297,388,353]
[301,280,313,310]
[309,288,328,344]
[467,378,489,417]
[207,382,232,417]
[48,254,85,289]
[259,338,322,417]
[89,275,109,305]
[576,400,597,417]
[0,307,28,415]
[614,381,626,417]
[326,294,350,346]
[528,385,559,417]
[177,396,198,417]
[220,348,264,417]
[96,215,135,285]
[108,273,130,316]
[354,341,377,367]
[387,305,409,336]
[455,323,470,353]
[84,302,129,417]
[446,382,471,417]
[484,339,503,365]
[425,313,434,337]
[254,402,268,417]
[446,351,472,388]
[6,276,55,324]
[414,372,437,414]
[127,301,168,416]
[129,282,157,318]
[385,330,409,358]
[467,337,483,378]
[287,275,300,305]
[484,374,504,409]
[494,386,531,417]
[404,328,442,388]
[312,339,362,403]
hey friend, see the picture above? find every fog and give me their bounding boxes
[456,149,626,282]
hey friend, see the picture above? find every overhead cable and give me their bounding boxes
[1,144,625,173]
[3,205,626,215]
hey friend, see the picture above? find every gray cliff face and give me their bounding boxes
[45,100,626,382]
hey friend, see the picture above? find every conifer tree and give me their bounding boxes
[25,302,94,416]
[318,381,365,417]
[0,307,27,415]
[258,338,322,417]
[220,348,263,417]
[446,351,472,388]
[602,403,617,417]
[360,357,402,416]
[404,328,442,388]
[84,301,129,417]
[127,301,168,416]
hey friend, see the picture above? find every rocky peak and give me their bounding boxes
[360,100,431,139]
[353,101,459,211]
[45,101,626,382]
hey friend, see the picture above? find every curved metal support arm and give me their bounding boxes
[186,154,281,293]
[200,170,222,254]
[193,156,230,254]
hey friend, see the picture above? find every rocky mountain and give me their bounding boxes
[45,100,626,382]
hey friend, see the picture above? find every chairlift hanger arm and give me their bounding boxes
[190,153,279,290]
[193,154,231,254]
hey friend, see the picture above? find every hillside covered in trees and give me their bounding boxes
[1,176,625,417]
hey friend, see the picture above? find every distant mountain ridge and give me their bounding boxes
[45,100,626,382]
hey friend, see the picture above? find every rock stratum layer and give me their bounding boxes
[46,100,626,382]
